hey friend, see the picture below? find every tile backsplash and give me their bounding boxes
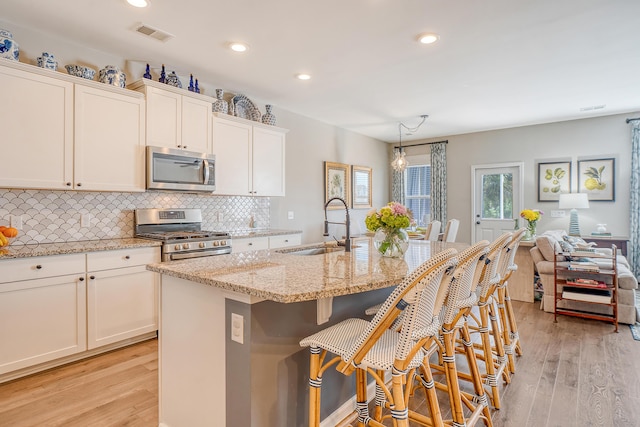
[0,189,270,245]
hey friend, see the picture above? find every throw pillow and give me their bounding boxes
[563,235,597,249]
[559,240,574,253]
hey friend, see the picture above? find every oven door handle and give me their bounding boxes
[203,159,210,185]
[169,248,230,261]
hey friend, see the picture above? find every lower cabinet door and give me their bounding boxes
[0,274,87,374]
[87,265,158,350]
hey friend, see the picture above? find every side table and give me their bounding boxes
[582,235,628,257]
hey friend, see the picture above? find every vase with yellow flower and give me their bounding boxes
[520,209,543,240]
[365,202,412,257]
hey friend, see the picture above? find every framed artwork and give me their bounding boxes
[324,161,351,209]
[578,158,615,201]
[351,165,372,209]
[538,161,571,201]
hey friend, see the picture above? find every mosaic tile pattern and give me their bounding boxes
[0,189,270,246]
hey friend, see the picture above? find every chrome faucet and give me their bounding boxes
[323,197,351,252]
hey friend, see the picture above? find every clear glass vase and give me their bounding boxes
[525,221,537,240]
[373,228,409,258]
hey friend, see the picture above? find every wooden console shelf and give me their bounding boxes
[553,245,618,332]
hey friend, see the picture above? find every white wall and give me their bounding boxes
[431,113,638,243]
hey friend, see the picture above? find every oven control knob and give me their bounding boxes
[182,243,190,250]
[213,241,219,246]
[174,244,181,250]
[199,242,206,248]
[221,240,227,246]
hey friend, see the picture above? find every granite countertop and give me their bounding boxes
[146,237,468,303]
[230,229,303,239]
[0,238,162,260]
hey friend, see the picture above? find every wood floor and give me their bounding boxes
[0,301,638,426]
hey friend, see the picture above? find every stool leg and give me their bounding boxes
[441,327,466,426]
[495,287,516,374]
[488,298,510,386]
[308,347,323,427]
[479,301,501,410]
[373,370,385,422]
[355,369,370,427]
[418,360,444,427]
[460,322,493,427]
[389,367,410,427]
[504,285,523,357]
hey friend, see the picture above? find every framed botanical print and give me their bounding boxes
[351,165,372,209]
[538,160,571,201]
[324,161,351,209]
[578,158,615,201]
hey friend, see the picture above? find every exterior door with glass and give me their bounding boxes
[472,163,523,243]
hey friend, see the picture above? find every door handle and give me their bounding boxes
[476,221,481,225]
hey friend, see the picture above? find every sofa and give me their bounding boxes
[530,230,639,325]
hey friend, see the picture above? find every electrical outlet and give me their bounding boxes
[550,210,566,218]
[231,313,244,344]
[288,211,294,220]
[81,213,91,228]
[10,215,22,229]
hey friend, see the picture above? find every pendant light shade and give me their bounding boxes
[391,115,428,172]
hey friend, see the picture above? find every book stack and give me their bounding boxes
[562,286,612,303]
[565,278,607,288]
[567,261,599,272]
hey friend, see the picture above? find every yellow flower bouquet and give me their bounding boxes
[520,209,543,240]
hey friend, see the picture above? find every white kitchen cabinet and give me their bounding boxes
[74,85,145,192]
[0,62,73,190]
[0,60,146,192]
[86,247,160,349]
[269,234,302,249]
[0,254,87,375]
[130,79,212,153]
[212,113,287,196]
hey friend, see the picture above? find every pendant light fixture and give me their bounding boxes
[391,115,428,172]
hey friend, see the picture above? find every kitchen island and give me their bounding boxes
[147,237,466,427]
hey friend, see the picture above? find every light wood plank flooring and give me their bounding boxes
[0,302,638,426]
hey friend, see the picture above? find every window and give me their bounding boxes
[481,173,513,219]
[405,164,431,226]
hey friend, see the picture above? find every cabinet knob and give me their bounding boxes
[66,182,72,187]
[183,145,187,149]
[125,255,131,260]
[35,264,42,269]
[79,277,85,281]
[76,183,82,187]
[284,239,289,243]
[90,275,95,280]
[248,242,253,246]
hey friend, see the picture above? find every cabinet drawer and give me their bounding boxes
[87,247,160,271]
[232,237,269,253]
[269,234,301,249]
[0,254,86,284]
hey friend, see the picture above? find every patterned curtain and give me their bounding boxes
[430,142,447,231]
[629,122,640,275]
[391,165,405,205]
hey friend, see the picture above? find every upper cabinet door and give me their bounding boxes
[212,118,252,195]
[74,85,146,192]
[181,97,212,153]
[0,65,73,190]
[252,127,285,197]
[145,86,181,149]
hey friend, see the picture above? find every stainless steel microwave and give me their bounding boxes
[146,146,216,193]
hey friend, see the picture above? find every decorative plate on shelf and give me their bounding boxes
[230,94,261,122]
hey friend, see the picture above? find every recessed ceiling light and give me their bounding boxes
[127,0,149,7]
[417,33,439,44]
[296,73,311,80]
[229,42,249,52]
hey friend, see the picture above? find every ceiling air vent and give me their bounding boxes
[133,23,174,42]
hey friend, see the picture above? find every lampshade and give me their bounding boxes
[558,193,589,236]
[558,193,589,209]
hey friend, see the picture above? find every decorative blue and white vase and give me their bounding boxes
[37,52,57,71]
[0,29,19,61]
[166,71,182,88]
[212,89,229,114]
[143,63,152,79]
[66,64,96,80]
[261,104,276,126]
[98,65,126,88]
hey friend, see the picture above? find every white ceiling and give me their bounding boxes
[3,0,639,142]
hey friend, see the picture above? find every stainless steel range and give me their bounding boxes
[134,208,231,261]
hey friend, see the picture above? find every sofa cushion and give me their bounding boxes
[535,235,561,261]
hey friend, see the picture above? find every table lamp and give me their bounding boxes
[558,193,589,236]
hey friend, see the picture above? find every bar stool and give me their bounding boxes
[494,228,526,374]
[300,248,458,427]
[421,240,494,427]
[463,232,513,410]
